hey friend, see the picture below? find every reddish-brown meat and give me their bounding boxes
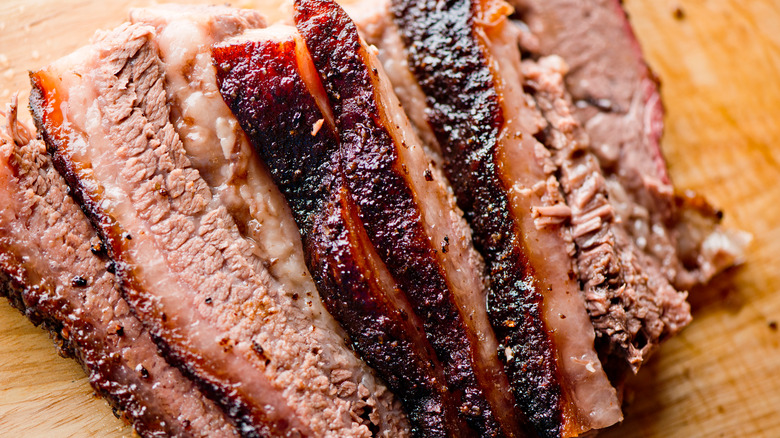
[511,0,747,294]
[0,100,237,438]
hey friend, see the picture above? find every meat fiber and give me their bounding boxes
[519,56,690,374]
[0,99,238,438]
[1,1,747,437]
[214,1,524,434]
[350,2,746,384]
[510,0,748,293]
[30,14,405,437]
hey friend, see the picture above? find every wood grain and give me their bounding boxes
[1,0,778,436]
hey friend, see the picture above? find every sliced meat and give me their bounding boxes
[215,2,524,434]
[519,56,690,374]
[215,25,461,438]
[292,2,524,435]
[386,0,621,436]
[29,19,402,438]
[129,6,408,436]
[218,29,465,437]
[0,100,237,438]
[509,0,667,184]
[510,0,747,292]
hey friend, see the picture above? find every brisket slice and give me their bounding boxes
[386,0,622,436]
[510,0,747,292]
[30,19,401,438]
[215,3,522,435]
[218,26,457,438]
[519,56,690,375]
[129,6,408,436]
[292,2,524,435]
[0,101,237,438]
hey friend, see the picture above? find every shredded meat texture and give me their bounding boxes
[520,56,691,373]
[0,101,237,438]
[510,0,748,294]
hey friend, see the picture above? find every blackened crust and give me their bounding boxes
[309,184,452,438]
[294,1,506,435]
[214,37,455,437]
[390,1,565,436]
[213,39,334,238]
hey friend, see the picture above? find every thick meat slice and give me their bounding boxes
[387,0,621,436]
[510,0,747,292]
[215,26,461,438]
[519,57,690,374]
[0,101,237,438]
[214,26,457,436]
[29,20,400,438]
[129,6,407,435]
[215,4,522,435]
[292,3,525,435]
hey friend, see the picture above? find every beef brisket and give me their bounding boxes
[510,0,748,293]
[214,2,523,434]
[0,100,237,438]
[350,0,743,382]
[129,7,408,435]
[215,25,458,438]
[519,56,690,373]
[30,17,405,437]
[382,0,622,435]
[0,1,748,437]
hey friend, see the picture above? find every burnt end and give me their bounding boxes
[391,0,565,436]
[294,1,502,435]
[213,39,335,238]
[215,34,454,437]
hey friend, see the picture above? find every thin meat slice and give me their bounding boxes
[215,7,523,435]
[0,100,237,438]
[388,0,621,436]
[130,6,407,435]
[29,21,399,438]
[510,0,748,293]
[519,56,690,375]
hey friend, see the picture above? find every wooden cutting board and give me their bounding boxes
[1,0,778,436]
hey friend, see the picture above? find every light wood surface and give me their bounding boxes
[0,0,778,436]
